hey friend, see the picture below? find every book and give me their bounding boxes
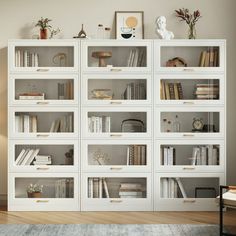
[20,149,34,165]
[177,83,183,99]
[25,148,40,165]
[162,178,168,198]
[199,51,207,67]
[165,83,170,99]
[102,178,109,198]
[175,178,187,198]
[15,149,26,165]
[204,51,210,67]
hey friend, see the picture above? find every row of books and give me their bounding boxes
[55,179,74,198]
[18,92,45,100]
[15,148,52,166]
[127,145,146,165]
[160,81,183,100]
[119,182,144,198]
[15,50,39,67]
[50,115,73,133]
[161,178,187,198]
[161,146,176,165]
[123,82,146,100]
[199,48,219,67]
[58,81,74,100]
[191,145,219,165]
[15,115,37,133]
[88,178,109,198]
[194,83,219,100]
[88,116,111,133]
[127,48,146,67]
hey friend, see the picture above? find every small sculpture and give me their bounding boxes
[156,16,174,40]
[92,51,112,67]
[73,24,87,39]
[166,57,187,67]
[53,53,67,67]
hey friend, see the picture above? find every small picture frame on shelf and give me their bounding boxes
[115,11,144,40]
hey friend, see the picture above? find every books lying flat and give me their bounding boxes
[119,182,144,198]
[33,156,52,165]
[19,93,45,100]
[194,83,219,100]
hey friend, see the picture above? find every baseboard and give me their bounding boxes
[0,194,7,206]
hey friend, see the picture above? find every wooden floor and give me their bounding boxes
[0,207,236,230]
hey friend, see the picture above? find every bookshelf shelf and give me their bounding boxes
[8,39,226,211]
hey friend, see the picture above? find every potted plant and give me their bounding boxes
[27,183,43,198]
[35,17,52,39]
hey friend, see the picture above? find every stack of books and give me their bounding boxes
[199,47,219,67]
[127,48,146,67]
[88,178,109,198]
[15,114,37,133]
[88,116,111,133]
[58,81,74,100]
[119,182,144,198]
[161,178,187,198]
[33,155,52,165]
[127,145,146,165]
[194,83,219,100]
[160,81,183,100]
[191,145,219,165]
[161,146,176,165]
[50,114,73,132]
[123,82,146,100]
[18,92,45,100]
[15,148,40,165]
[15,50,39,67]
[55,179,74,198]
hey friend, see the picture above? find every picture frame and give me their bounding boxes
[115,11,144,40]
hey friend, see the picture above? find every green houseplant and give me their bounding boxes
[27,183,43,198]
[35,17,52,39]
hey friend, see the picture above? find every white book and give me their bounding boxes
[35,155,50,161]
[127,50,133,67]
[169,178,175,198]
[207,145,213,165]
[105,116,111,133]
[17,149,30,165]
[25,149,40,165]
[99,178,103,198]
[162,178,169,198]
[15,115,19,132]
[88,178,93,198]
[175,178,187,198]
[163,147,168,165]
[212,148,218,165]
[20,149,34,165]
[196,147,201,165]
[191,147,199,165]
[103,178,109,198]
[34,53,39,67]
[49,120,56,133]
[174,181,178,198]
[15,149,26,165]
[33,160,52,165]
[55,180,59,198]
[126,146,130,165]
[23,51,28,67]
[23,115,30,133]
[88,117,91,132]
[200,146,207,165]
[99,117,102,133]
[168,147,174,165]
[119,191,143,196]
[133,48,139,67]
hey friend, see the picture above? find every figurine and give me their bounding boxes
[156,16,174,40]
[73,24,87,38]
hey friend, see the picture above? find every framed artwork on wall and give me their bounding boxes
[115,11,144,40]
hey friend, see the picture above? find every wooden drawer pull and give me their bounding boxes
[110,167,123,171]
[36,167,50,170]
[37,69,49,72]
[183,68,195,72]
[110,134,122,137]
[183,102,194,105]
[37,102,49,105]
[110,200,123,203]
[183,199,196,203]
[110,68,122,72]
[37,134,49,138]
[36,200,49,203]
[183,134,195,137]
[110,101,122,105]
[183,167,195,170]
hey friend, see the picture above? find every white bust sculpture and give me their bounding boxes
[156,16,174,40]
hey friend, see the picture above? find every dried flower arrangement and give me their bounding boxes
[175,8,201,39]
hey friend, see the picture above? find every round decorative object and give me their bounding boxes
[192,118,204,131]
[166,57,187,67]
[92,51,112,67]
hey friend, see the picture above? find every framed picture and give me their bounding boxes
[115,11,144,40]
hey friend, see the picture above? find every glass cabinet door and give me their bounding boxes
[9,40,79,73]
[154,40,225,73]
[81,40,152,73]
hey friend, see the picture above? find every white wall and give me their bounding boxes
[1,0,236,199]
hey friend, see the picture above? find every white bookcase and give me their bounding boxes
[8,39,226,211]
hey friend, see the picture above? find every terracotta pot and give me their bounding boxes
[40,29,48,39]
[27,192,42,198]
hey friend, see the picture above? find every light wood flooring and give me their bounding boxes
[0,207,236,230]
